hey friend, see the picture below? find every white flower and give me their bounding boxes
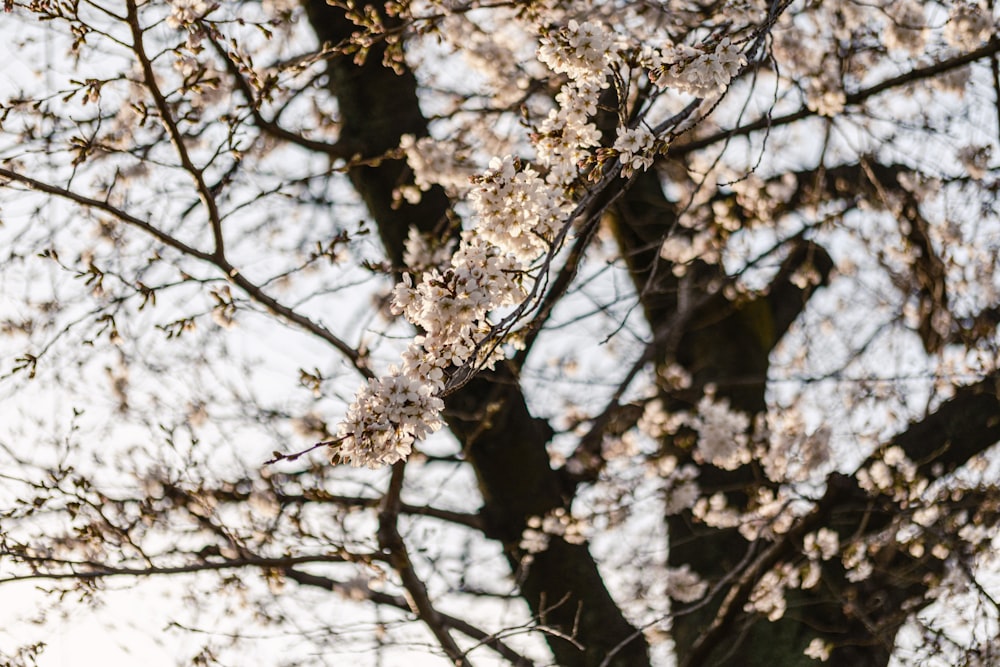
[945,2,993,48]
[166,0,208,29]
[538,20,618,85]
[692,391,751,470]
[663,465,701,514]
[613,125,658,176]
[400,135,474,194]
[805,638,832,662]
[664,565,709,602]
[337,372,444,468]
[652,38,747,97]
[761,409,831,482]
[803,528,839,561]
[745,568,789,621]
[519,508,588,553]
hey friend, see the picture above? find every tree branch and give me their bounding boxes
[0,165,371,375]
[377,462,472,666]
[0,166,214,262]
[283,567,535,666]
[205,31,352,159]
[0,553,361,583]
[125,0,226,257]
[675,38,1000,156]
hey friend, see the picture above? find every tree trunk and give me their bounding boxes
[303,3,650,663]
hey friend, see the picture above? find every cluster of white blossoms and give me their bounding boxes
[803,527,840,562]
[693,485,802,541]
[537,20,621,86]
[338,155,572,466]
[690,390,752,470]
[662,459,702,515]
[534,80,605,184]
[745,529,839,623]
[945,2,994,48]
[650,38,747,98]
[469,157,570,258]
[798,527,840,598]
[336,18,755,467]
[166,0,209,29]
[398,134,475,198]
[401,228,456,276]
[614,125,657,177]
[758,409,832,483]
[856,445,923,502]
[535,21,616,182]
[337,372,445,467]
[745,565,797,621]
[519,507,589,554]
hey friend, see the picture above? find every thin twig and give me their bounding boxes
[284,567,534,666]
[125,0,226,257]
[377,462,473,666]
[0,166,371,376]
[675,37,1000,156]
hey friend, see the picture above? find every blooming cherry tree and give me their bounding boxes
[1,0,1000,666]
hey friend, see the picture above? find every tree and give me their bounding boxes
[1,0,1000,665]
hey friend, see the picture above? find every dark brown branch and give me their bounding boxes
[161,480,485,532]
[205,32,353,159]
[0,553,361,583]
[675,38,1000,156]
[377,462,471,665]
[0,166,215,262]
[893,372,1000,478]
[0,164,370,374]
[283,567,535,666]
[214,256,371,376]
[125,0,226,257]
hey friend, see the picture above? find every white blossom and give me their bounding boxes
[337,371,445,468]
[399,134,475,195]
[652,38,747,97]
[537,20,619,86]
[945,2,993,48]
[803,528,839,561]
[692,390,751,470]
[805,638,833,662]
[613,125,658,177]
[166,0,208,29]
[664,564,709,602]
[520,508,588,553]
[745,567,792,621]
[693,492,741,529]
[761,409,831,482]
[663,464,701,515]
